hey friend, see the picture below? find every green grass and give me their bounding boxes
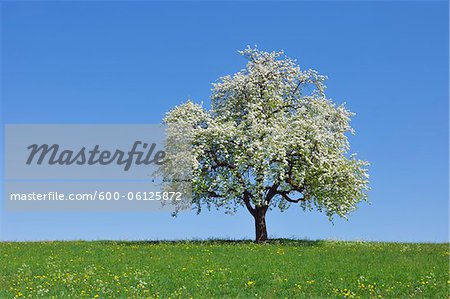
[0,239,448,298]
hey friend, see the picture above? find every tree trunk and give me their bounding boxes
[254,206,268,243]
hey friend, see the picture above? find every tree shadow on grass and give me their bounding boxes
[99,238,327,247]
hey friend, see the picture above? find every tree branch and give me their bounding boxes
[243,191,255,217]
[208,191,227,198]
[277,191,307,203]
[291,81,302,96]
[264,183,279,205]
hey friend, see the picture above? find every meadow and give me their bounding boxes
[0,240,448,298]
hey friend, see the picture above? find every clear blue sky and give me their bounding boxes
[1,1,448,242]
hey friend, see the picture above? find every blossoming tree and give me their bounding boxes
[164,47,369,242]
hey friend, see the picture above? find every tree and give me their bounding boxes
[164,47,369,242]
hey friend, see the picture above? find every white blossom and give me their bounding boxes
[164,46,370,221]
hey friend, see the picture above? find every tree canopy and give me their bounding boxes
[164,47,370,241]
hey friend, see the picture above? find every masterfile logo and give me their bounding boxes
[26,141,166,171]
[5,124,170,179]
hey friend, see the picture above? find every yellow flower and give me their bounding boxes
[245,280,256,288]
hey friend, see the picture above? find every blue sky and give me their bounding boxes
[1,1,448,242]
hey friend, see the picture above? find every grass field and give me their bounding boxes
[0,240,448,298]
